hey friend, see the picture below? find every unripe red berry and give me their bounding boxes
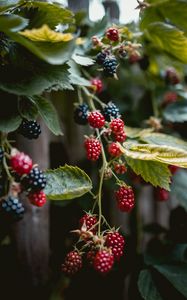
[115,186,135,212]
[10,152,33,175]
[110,118,124,134]
[28,190,46,207]
[114,163,127,174]
[114,131,126,142]
[108,142,122,157]
[105,231,125,261]
[79,213,98,234]
[91,78,103,93]
[87,249,97,266]
[106,27,119,41]
[88,111,105,129]
[157,188,169,202]
[62,251,82,276]
[93,249,114,274]
[84,137,101,161]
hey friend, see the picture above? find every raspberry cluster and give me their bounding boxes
[62,213,125,276]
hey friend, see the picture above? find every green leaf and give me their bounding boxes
[22,1,74,29]
[0,14,28,32]
[125,157,171,190]
[31,96,62,136]
[72,53,95,66]
[138,269,163,300]
[121,141,187,168]
[171,170,187,210]
[0,61,73,96]
[18,98,38,120]
[44,165,92,200]
[68,60,91,86]
[154,264,187,298]
[125,126,154,138]
[145,22,187,63]
[164,101,187,123]
[140,133,187,151]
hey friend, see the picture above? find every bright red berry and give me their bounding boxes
[84,137,101,161]
[169,165,179,174]
[114,163,127,174]
[163,91,178,106]
[62,251,82,276]
[157,188,169,202]
[115,186,135,212]
[108,142,122,157]
[10,152,33,176]
[91,78,103,93]
[93,249,114,275]
[105,231,125,261]
[110,118,124,134]
[88,111,105,129]
[79,213,98,234]
[106,27,119,41]
[114,131,126,142]
[28,190,46,207]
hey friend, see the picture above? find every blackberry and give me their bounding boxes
[22,167,46,192]
[0,147,4,162]
[138,55,150,71]
[96,51,108,65]
[18,119,41,139]
[103,57,118,77]
[74,103,89,125]
[103,102,120,121]
[0,196,25,221]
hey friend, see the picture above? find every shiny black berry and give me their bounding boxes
[138,55,150,71]
[0,196,25,221]
[18,119,41,139]
[22,167,46,192]
[96,52,108,65]
[0,147,4,162]
[103,102,120,121]
[74,103,89,125]
[103,57,118,77]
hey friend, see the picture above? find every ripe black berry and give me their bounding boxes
[96,51,108,65]
[103,57,118,77]
[18,119,41,139]
[0,147,4,162]
[74,103,89,125]
[0,196,25,221]
[103,102,120,121]
[138,55,150,71]
[22,167,46,192]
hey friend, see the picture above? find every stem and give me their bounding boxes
[98,164,105,235]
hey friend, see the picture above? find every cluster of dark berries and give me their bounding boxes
[96,52,118,77]
[18,119,41,139]
[62,213,125,276]
[0,149,47,221]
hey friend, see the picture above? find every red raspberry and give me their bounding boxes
[106,27,119,41]
[91,78,103,93]
[110,118,124,133]
[62,251,82,276]
[88,111,105,129]
[79,213,98,234]
[93,249,114,275]
[108,142,122,157]
[169,165,179,174]
[84,137,101,161]
[114,163,127,174]
[114,131,126,142]
[157,188,169,202]
[10,152,33,175]
[115,186,135,212]
[165,68,180,85]
[163,91,177,106]
[105,231,125,261]
[28,191,46,207]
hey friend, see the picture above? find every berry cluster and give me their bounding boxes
[0,148,47,222]
[62,213,125,276]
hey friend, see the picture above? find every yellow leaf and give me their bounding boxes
[19,24,73,42]
[76,37,85,45]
